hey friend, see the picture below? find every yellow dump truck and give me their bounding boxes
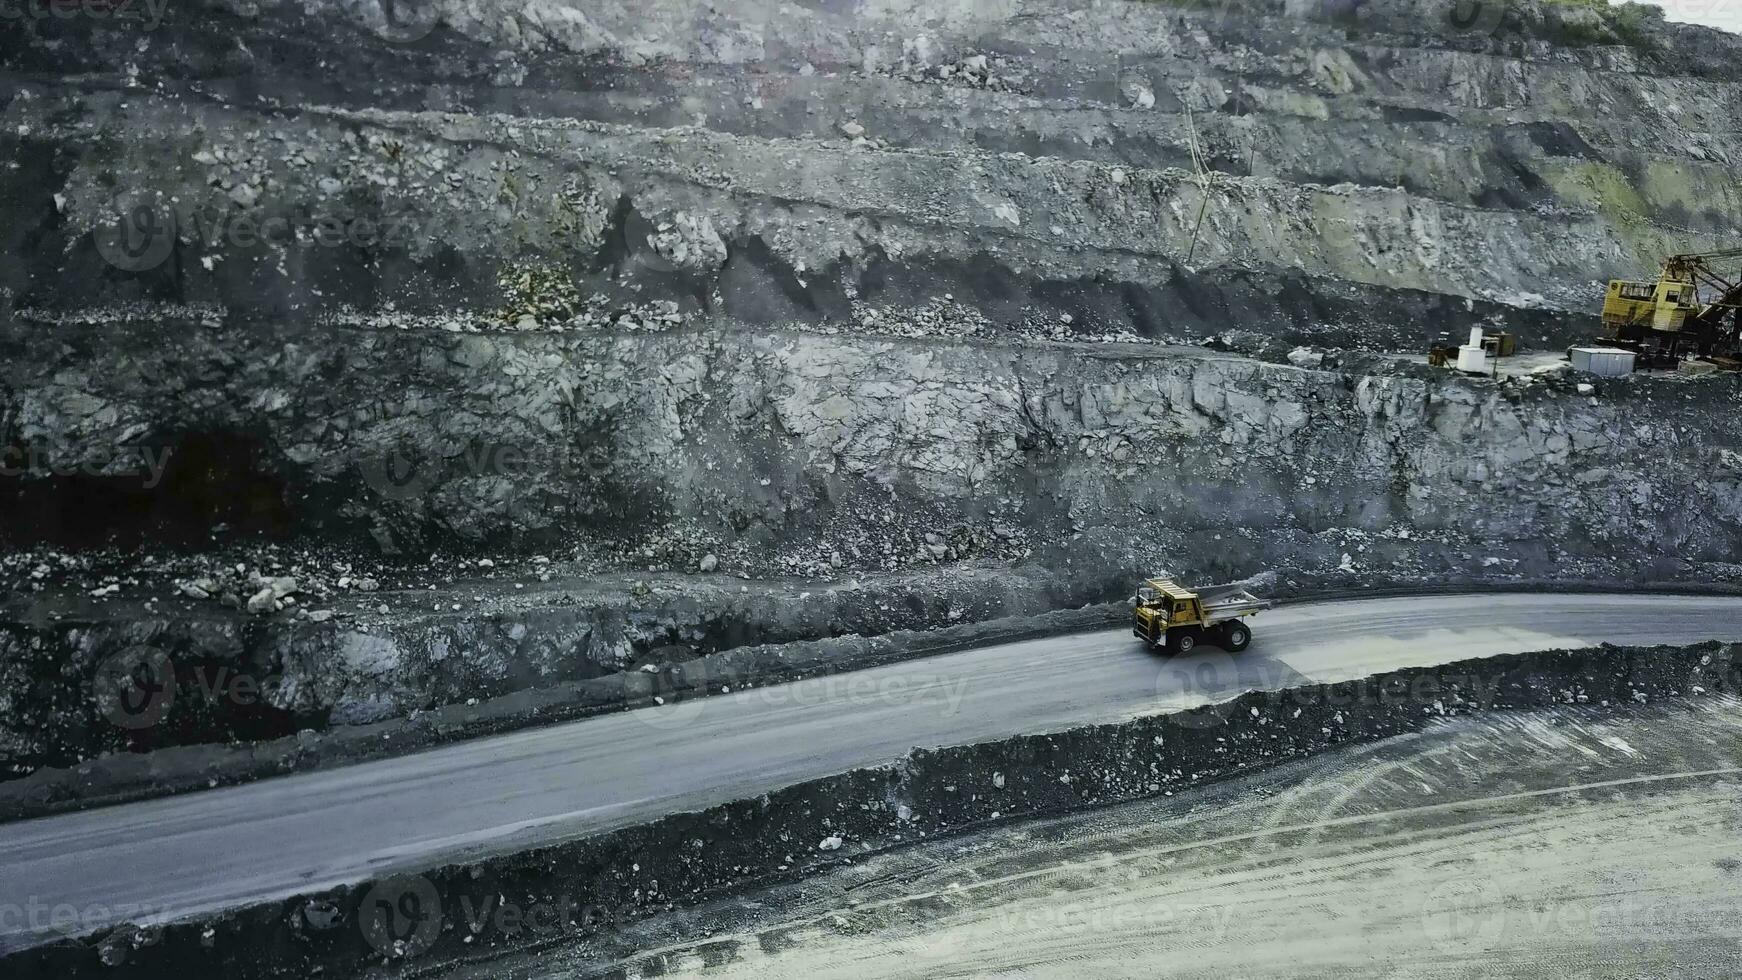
[1133,576,1272,654]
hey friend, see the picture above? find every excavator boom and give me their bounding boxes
[1668,247,1742,262]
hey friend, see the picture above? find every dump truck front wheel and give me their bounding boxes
[1221,621,1251,652]
[1167,628,1197,655]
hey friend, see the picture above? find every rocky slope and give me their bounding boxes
[8,315,1742,582]
[2,0,1741,767]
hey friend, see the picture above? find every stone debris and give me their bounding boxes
[877,47,1032,93]
[1120,74,1157,109]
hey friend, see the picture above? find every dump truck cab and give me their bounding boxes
[1134,579,1202,634]
[1133,575,1270,655]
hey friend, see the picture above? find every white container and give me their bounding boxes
[1569,346,1635,377]
[1457,345,1487,373]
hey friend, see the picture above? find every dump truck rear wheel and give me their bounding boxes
[1167,629,1196,655]
[1221,621,1251,652]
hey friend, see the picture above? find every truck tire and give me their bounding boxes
[1221,621,1251,652]
[1168,628,1197,655]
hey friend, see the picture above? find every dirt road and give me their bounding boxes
[3,593,1741,954]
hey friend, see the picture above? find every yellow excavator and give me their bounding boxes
[1600,248,1742,368]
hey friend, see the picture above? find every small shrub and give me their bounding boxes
[496,263,582,325]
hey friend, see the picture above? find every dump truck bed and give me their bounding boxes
[1136,576,1273,624]
[1194,581,1252,602]
[1197,587,1271,622]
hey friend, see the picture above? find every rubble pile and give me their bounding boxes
[876,47,1035,94]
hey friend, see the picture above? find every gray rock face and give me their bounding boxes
[4,0,1737,343]
[3,0,1741,775]
[5,317,1740,587]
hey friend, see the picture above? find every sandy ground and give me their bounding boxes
[506,697,1742,980]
